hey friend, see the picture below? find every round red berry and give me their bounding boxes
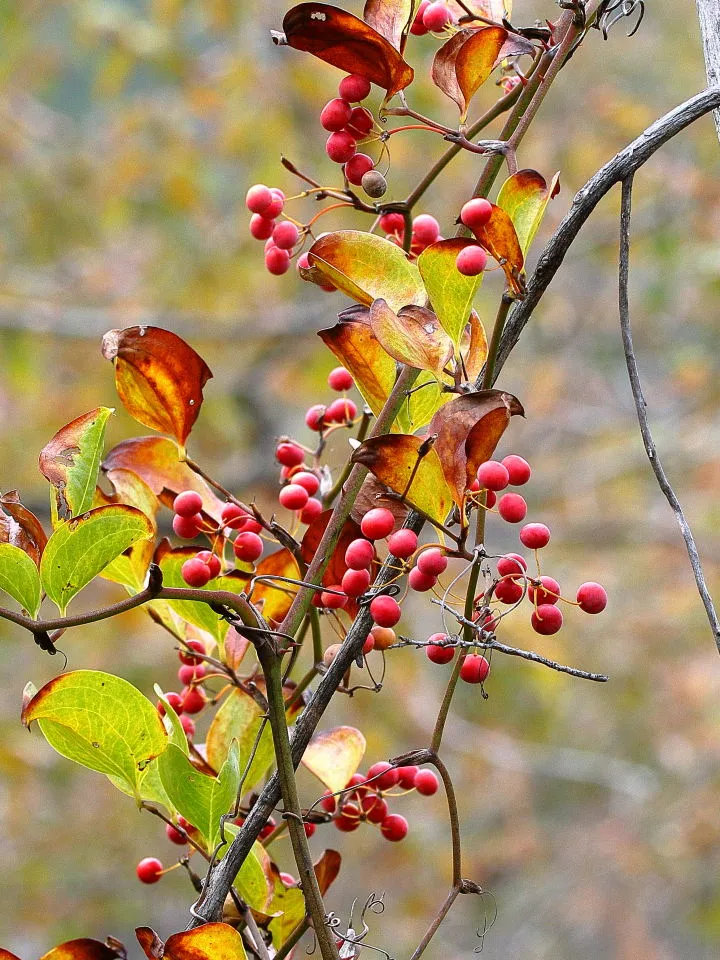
[387,528,418,559]
[414,770,439,796]
[221,502,248,529]
[361,794,388,823]
[345,538,374,569]
[166,822,187,845]
[576,581,608,614]
[292,471,320,496]
[245,184,273,214]
[528,576,561,605]
[136,857,163,884]
[345,153,375,186]
[380,813,408,842]
[233,531,264,563]
[320,587,348,609]
[300,498,323,524]
[520,523,551,549]
[346,106,373,136]
[264,190,285,219]
[370,594,401,628]
[272,221,300,250]
[498,492,527,523]
[304,822,316,838]
[265,247,290,275]
[342,567,371,598]
[181,557,211,588]
[178,639,206,665]
[370,625,396,650]
[460,654,490,684]
[305,404,327,431]
[397,765,419,788]
[460,197,493,231]
[174,491,203,517]
[325,397,358,422]
[279,484,309,511]
[181,685,206,714]
[410,0,430,33]
[321,790,337,813]
[361,508,395,540]
[362,633,375,655]
[249,214,275,240]
[157,691,184,717]
[531,604,563,635]
[477,460,510,491]
[426,634,455,664]
[338,73,371,102]
[495,577,524,604]
[276,442,305,467]
[320,97,353,131]
[456,245,488,276]
[408,567,437,592]
[423,1,454,30]
[416,548,448,577]
[411,214,440,246]
[326,130,357,163]
[172,513,202,539]
[178,663,206,685]
[180,715,195,738]
[196,550,221,579]
[328,366,354,391]
[496,553,527,578]
[502,454,531,485]
[367,761,399,791]
[379,212,405,234]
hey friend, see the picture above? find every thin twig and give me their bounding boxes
[618,175,720,654]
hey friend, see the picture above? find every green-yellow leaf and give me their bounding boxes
[22,670,168,801]
[206,688,275,795]
[418,240,484,347]
[497,169,561,257]
[301,726,366,794]
[222,826,274,912]
[96,468,159,592]
[40,505,154,614]
[0,542,41,617]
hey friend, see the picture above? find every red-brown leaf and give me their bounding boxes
[363,0,414,52]
[39,940,127,960]
[102,326,212,448]
[471,203,525,296]
[432,27,507,119]
[315,848,342,894]
[0,491,47,566]
[300,510,366,592]
[278,3,414,100]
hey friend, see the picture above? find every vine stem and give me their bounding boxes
[408,886,460,960]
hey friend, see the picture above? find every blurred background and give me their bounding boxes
[1,1,720,957]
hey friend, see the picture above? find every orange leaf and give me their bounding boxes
[471,203,525,296]
[319,314,397,419]
[277,3,414,101]
[460,311,489,384]
[39,940,126,960]
[102,326,212,448]
[427,390,524,503]
[137,924,248,960]
[249,548,302,625]
[432,27,507,120]
[0,952,23,960]
[0,490,47,566]
[367,299,453,377]
[302,725,366,793]
[314,848,342,894]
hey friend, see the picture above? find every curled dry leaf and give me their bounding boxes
[432,27,508,121]
[469,203,525,296]
[102,326,212,449]
[427,390,524,503]
[496,168,561,257]
[0,490,47,565]
[277,3,414,100]
[460,310,489,384]
[367,298,454,377]
[136,924,248,960]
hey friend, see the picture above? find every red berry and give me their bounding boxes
[276,442,305,467]
[387,528,418,559]
[342,567,371,598]
[325,397,358,422]
[460,197,493,231]
[426,633,455,664]
[181,685,206,714]
[280,872,296,887]
[319,587,348,609]
[345,538,374,569]
[502,454,531,485]
[221,502,248,529]
[422,1,454,31]
[174,491,203,517]
[414,769,439,796]
[136,857,163,884]
[335,812,361,832]
[495,577,524,604]
[238,518,262,534]
[233,531,264,563]
[528,576,561,605]
[367,761,399,791]
[361,508,395,540]
[370,625,396,650]
[397,765,419,788]
[410,0,430,33]
[380,814,408,842]
[379,212,405,234]
[320,97,353,131]
[196,550,221,579]
[264,190,285,219]
[157,691,184,717]
[259,818,276,841]
[292,471,320,496]
[369,594,401,628]
[249,214,275,240]
[486,489,497,508]
[300,498,323,524]
[412,214,440,246]
[344,153,374,186]
[265,247,290,275]
[477,460,510,491]
[498,492,527,523]
[178,663,206,685]
[181,557,212,587]
[272,221,300,250]
[460,654,490,684]
[326,130,357,164]
[279,484,310,511]
[576,581,608,614]
[305,404,327,431]
[416,548,448,577]
[455,245,488,276]
[296,252,311,273]
[362,633,376,655]
[408,567,437,592]
[496,553,527,578]
[361,794,388,824]
[178,639,206,665]
[328,366,354,391]
[246,184,273,214]
[172,513,202,539]
[520,523,551,549]
[166,822,187,845]
[180,715,195,738]
[304,822,316,838]
[346,106,373,136]
[338,73,372,102]
[321,791,337,813]
[531,604,563,635]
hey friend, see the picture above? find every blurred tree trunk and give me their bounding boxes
[696,0,720,142]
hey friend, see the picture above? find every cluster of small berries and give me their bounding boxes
[378,211,443,258]
[320,762,440,842]
[154,639,209,739]
[425,638,491,684]
[469,453,532,522]
[455,198,494,276]
[319,74,386,197]
[245,184,300,276]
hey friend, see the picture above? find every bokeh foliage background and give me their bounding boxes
[1,1,720,957]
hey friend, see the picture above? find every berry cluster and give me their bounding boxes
[455,198,494,276]
[320,74,384,197]
[154,639,210,741]
[378,211,443,258]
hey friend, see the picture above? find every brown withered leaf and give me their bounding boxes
[350,474,409,527]
[102,326,212,449]
[278,3,414,100]
[314,848,342,894]
[39,939,127,960]
[351,436,454,524]
[363,0,413,52]
[367,299,453,377]
[432,27,507,120]
[471,204,525,296]
[427,390,524,503]
[319,315,397,419]
[102,436,224,521]
[460,311,489,384]
[0,491,47,566]
[135,929,163,960]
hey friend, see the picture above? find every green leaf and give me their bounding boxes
[96,469,159,592]
[305,231,425,313]
[417,240,484,347]
[496,169,561,257]
[39,505,154,614]
[405,370,453,432]
[22,670,168,802]
[267,872,306,948]
[222,826,274,912]
[39,407,114,520]
[0,543,41,617]
[158,741,240,848]
[206,688,275,795]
